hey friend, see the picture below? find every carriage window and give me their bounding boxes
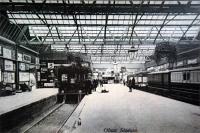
[187,72,190,80]
[190,72,194,82]
[183,72,187,80]
[197,71,200,82]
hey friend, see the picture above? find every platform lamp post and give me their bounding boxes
[128,45,138,60]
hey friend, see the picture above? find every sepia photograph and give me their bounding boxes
[0,0,200,133]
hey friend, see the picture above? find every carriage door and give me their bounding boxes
[183,71,190,83]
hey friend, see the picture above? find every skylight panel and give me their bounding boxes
[164,1,179,4]
[56,15,62,19]
[12,0,27,2]
[68,20,74,25]
[68,16,73,20]
[179,1,189,4]
[90,15,96,19]
[45,20,51,24]
[79,20,86,25]
[50,15,56,19]
[134,27,152,31]
[13,14,21,18]
[189,26,200,31]
[169,20,192,25]
[145,15,153,20]
[176,15,196,19]
[161,30,174,34]
[108,15,114,20]
[150,1,162,4]
[118,15,125,20]
[57,20,63,24]
[192,1,200,4]
[46,38,54,42]
[0,0,10,2]
[132,1,140,4]
[51,20,58,24]
[117,20,124,25]
[174,30,184,34]
[136,30,149,34]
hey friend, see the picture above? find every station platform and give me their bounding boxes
[0,88,58,132]
[61,84,200,133]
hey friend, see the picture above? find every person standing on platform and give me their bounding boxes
[123,79,126,86]
[128,79,132,92]
[99,79,103,87]
[85,79,92,95]
[131,77,135,91]
[94,79,98,91]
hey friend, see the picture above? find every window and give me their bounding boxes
[183,72,187,80]
[171,72,183,83]
[190,71,200,83]
[187,72,190,81]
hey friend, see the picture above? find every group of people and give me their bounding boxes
[92,79,99,91]
[84,79,106,93]
[81,79,99,94]
[124,78,135,92]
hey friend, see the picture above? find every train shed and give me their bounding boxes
[0,0,200,133]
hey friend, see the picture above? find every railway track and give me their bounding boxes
[23,103,78,133]
[138,86,199,105]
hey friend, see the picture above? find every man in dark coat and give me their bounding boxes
[131,78,135,90]
[93,79,98,91]
[123,79,126,86]
[128,79,132,92]
[100,80,103,87]
[128,77,135,92]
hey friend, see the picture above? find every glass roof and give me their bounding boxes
[1,0,200,4]
[1,0,200,63]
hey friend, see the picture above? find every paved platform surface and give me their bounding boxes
[62,84,200,133]
[0,88,58,115]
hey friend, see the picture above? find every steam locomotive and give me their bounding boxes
[55,63,93,103]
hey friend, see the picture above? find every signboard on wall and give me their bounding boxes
[36,57,39,65]
[48,63,54,69]
[3,72,15,83]
[18,53,23,61]
[4,60,14,71]
[19,63,26,71]
[23,54,31,63]
[19,72,30,82]
[3,48,12,59]
[25,64,30,70]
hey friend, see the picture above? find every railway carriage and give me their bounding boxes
[170,66,200,104]
[147,71,170,95]
[147,66,200,104]
[127,71,148,90]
